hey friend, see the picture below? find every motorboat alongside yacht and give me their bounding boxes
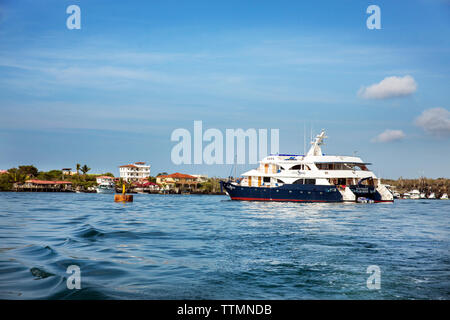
[220,130,394,203]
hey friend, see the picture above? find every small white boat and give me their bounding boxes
[403,192,411,199]
[409,190,420,199]
[441,193,449,200]
[393,191,401,199]
[96,182,115,194]
[420,192,426,199]
[357,197,374,203]
[428,192,436,199]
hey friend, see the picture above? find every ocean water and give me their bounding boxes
[0,192,448,300]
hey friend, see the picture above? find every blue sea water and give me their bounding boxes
[0,192,448,300]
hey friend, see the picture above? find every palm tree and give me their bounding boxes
[81,165,91,176]
[76,163,81,175]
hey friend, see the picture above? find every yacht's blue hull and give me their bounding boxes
[220,181,390,203]
[220,181,342,202]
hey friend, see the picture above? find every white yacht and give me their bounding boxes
[221,130,394,203]
[441,193,449,200]
[428,192,436,199]
[96,181,116,194]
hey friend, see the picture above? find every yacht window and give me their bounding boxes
[304,179,316,185]
[263,177,270,183]
[316,163,368,170]
[290,165,302,170]
[293,179,304,184]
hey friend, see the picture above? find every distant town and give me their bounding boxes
[0,162,448,199]
[0,162,223,194]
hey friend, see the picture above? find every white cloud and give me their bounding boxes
[415,107,450,137]
[358,75,417,99]
[371,129,406,143]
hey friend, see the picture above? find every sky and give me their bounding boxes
[0,0,449,179]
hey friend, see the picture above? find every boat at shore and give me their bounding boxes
[409,190,420,200]
[428,192,436,199]
[220,130,394,203]
[96,182,115,194]
[441,193,449,200]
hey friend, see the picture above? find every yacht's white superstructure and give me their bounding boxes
[221,130,394,203]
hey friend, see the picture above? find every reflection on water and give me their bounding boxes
[0,193,448,299]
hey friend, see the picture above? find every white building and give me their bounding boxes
[119,162,151,182]
[96,176,114,184]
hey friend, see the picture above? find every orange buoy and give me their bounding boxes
[114,183,133,202]
[114,194,133,202]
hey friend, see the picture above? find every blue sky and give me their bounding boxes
[0,0,449,178]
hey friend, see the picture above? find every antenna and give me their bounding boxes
[303,122,306,155]
[234,154,237,179]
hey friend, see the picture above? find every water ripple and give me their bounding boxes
[0,193,448,299]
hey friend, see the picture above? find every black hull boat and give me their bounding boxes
[221,181,390,203]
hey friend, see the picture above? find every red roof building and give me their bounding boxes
[25,180,72,185]
[157,173,197,179]
[156,173,199,191]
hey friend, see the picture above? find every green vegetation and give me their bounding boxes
[198,178,222,194]
[36,170,63,181]
[67,173,97,190]
[0,164,115,192]
[0,165,40,191]
[383,177,449,197]
[0,172,14,191]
